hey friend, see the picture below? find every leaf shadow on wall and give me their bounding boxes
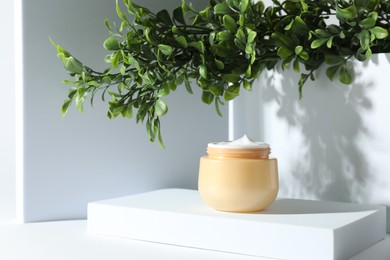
[258,64,375,204]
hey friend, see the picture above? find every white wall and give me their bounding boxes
[233,54,390,232]
[17,0,226,222]
[0,0,16,220]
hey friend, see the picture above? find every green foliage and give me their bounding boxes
[53,0,390,147]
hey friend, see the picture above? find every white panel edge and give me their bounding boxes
[14,0,24,223]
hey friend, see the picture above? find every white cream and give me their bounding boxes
[208,135,269,149]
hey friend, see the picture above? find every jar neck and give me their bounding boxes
[207,147,270,159]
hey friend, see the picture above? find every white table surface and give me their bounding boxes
[0,219,388,260]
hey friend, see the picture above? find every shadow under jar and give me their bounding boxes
[198,135,279,212]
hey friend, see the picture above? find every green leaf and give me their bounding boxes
[369,27,388,39]
[62,56,84,74]
[128,55,140,70]
[61,99,72,116]
[156,9,172,25]
[315,29,331,38]
[271,32,294,48]
[243,79,252,91]
[354,0,370,9]
[359,30,370,50]
[87,81,100,87]
[202,91,214,104]
[138,71,153,85]
[327,24,341,34]
[119,21,128,33]
[300,0,308,12]
[325,55,345,65]
[326,37,333,49]
[355,47,366,61]
[223,15,237,31]
[144,28,155,44]
[157,83,170,97]
[214,2,231,15]
[226,0,239,10]
[173,6,185,24]
[245,44,253,55]
[240,0,249,12]
[184,77,193,94]
[116,0,124,19]
[146,119,155,141]
[214,98,223,117]
[199,6,211,19]
[295,45,303,55]
[214,59,224,70]
[368,11,378,21]
[111,51,122,68]
[284,20,294,31]
[175,36,188,48]
[104,19,113,32]
[250,49,256,65]
[298,73,309,99]
[171,26,179,34]
[247,30,257,43]
[155,99,168,116]
[222,74,241,83]
[199,65,207,79]
[339,64,352,84]
[365,47,372,59]
[293,59,300,73]
[158,44,173,56]
[336,5,357,20]
[188,41,205,54]
[311,38,328,49]
[208,84,223,96]
[103,38,120,51]
[157,121,165,149]
[210,44,230,57]
[277,47,293,59]
[209,32,216,45]
[282,56,293,69]
[218,31,232,42]
[291,16,308,34]
[359,18,376,29]
[125,0,137,15]
[234,38,246,50]
[239,14,245,26]
[326,65,340,80]
[236,29,246,45]
[121,106,133,118]
[75,93,85,113]
[224,84,240,101]
[370,33,376,43]
[299,51,309,61]
[61,79,74,85]
[181,0,192,12]
[137,104,150,123]
[245,65,251,77]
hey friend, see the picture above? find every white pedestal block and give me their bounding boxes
[88,189,386,260]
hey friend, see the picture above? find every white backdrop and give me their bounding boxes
[3,0,389,233]
[15,0,226,222]
[0,0,16,221]
[232,54,390,232]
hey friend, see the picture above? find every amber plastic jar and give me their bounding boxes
[198,139,278,212]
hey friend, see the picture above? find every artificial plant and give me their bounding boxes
[52,0,390,147]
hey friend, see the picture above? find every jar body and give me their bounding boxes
[198,156,278,212]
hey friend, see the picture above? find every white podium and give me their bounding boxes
[88,189,386,260]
